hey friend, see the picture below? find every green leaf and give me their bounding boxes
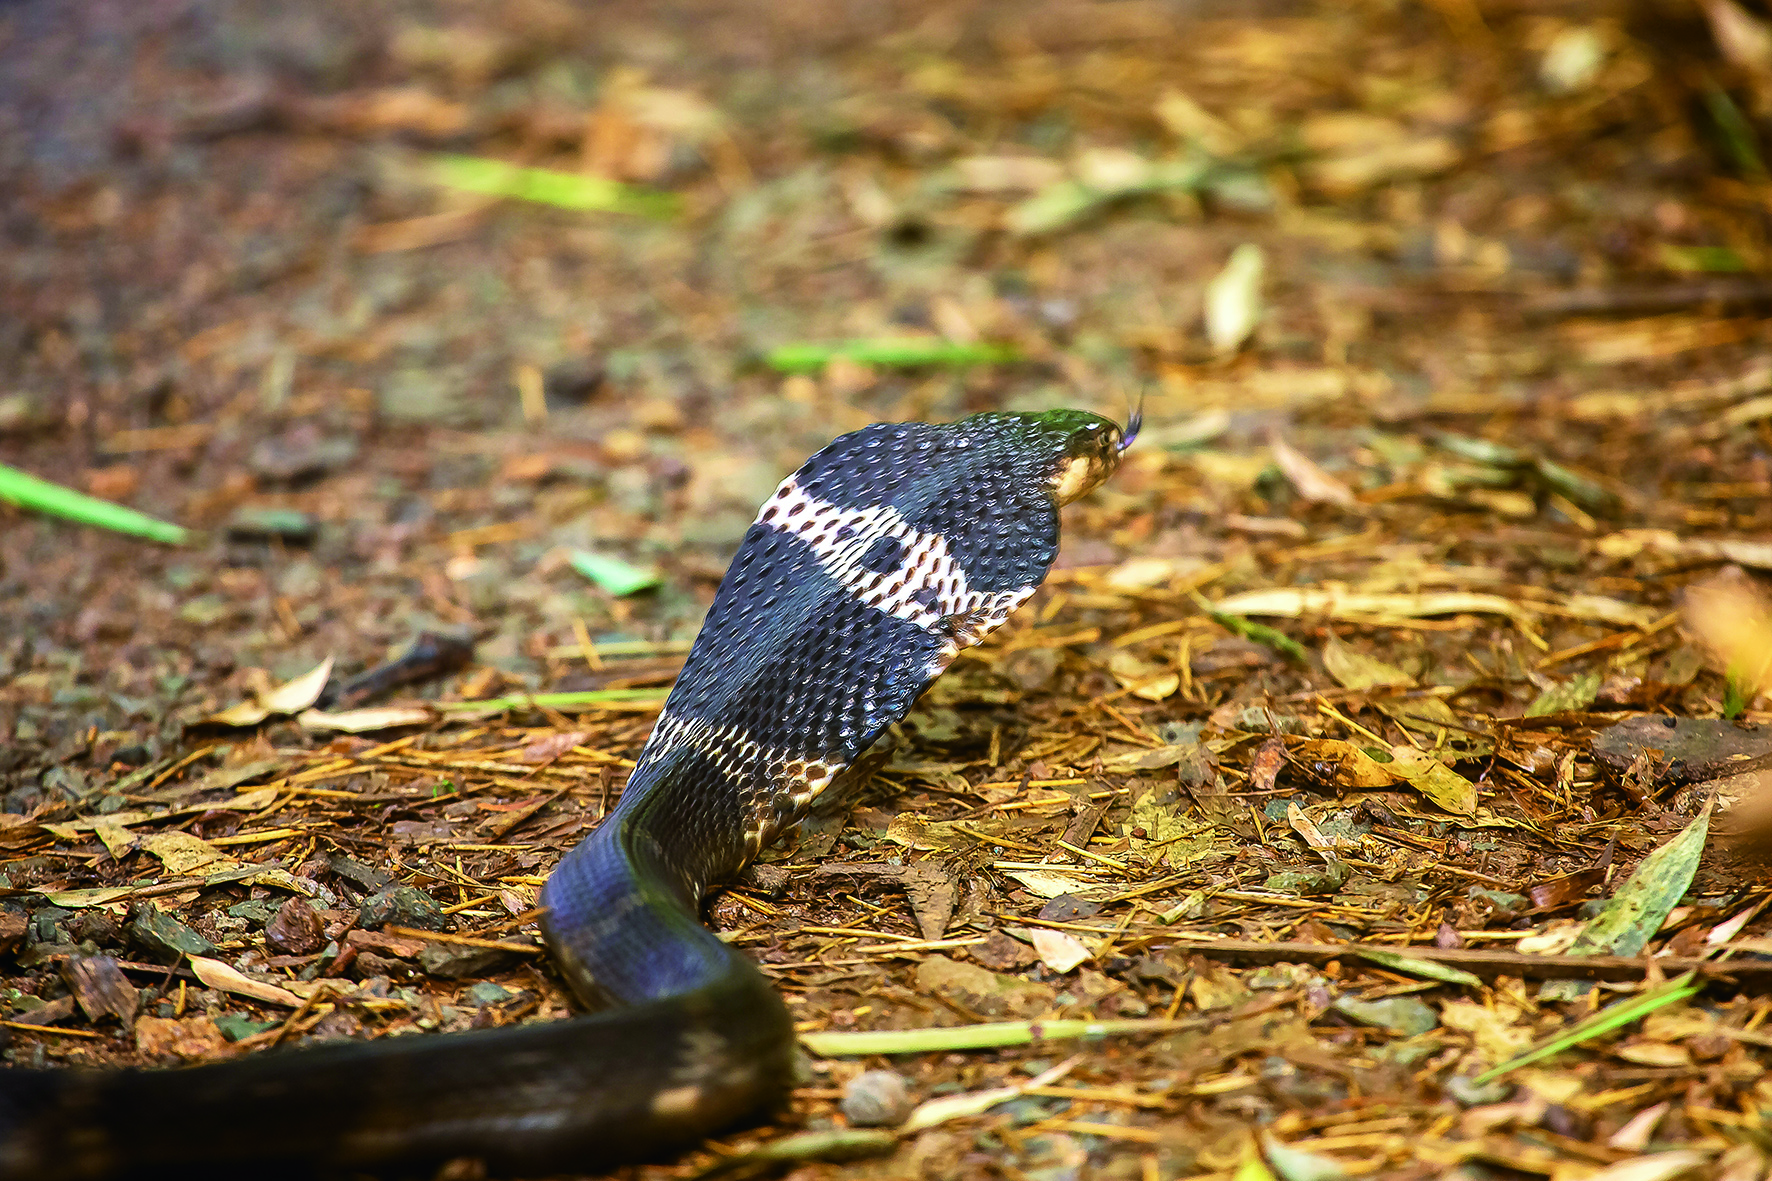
[693,1129,898,1175]
[1658,243,1747,273]
[0,463,188,545]
[430,155,680,218]
[1533,458,1620,516]
[568,550,662,596]
[1525,671,1601,717]
[213,1013,279,1042]
[1703,84,1767,179]
[1320,635,1460,734]
[1540,800,1713,1002]
[1355,948,1483,989]
[764,339,1018,374]
[1724,671,1750,721]
[1330,994,1438,1037]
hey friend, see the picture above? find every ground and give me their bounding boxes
[4,0,1772,1178]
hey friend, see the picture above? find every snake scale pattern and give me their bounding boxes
[0,408,1130,1179]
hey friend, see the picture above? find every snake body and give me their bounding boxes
[0,408,1129,1179]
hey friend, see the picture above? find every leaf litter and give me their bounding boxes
[4,1,1772,1179]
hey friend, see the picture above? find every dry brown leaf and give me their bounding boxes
[1028,928,1091,974]
[135,1015,233,1063]
[299,706,433,733]
[187,955,303,1007]
[1270,435,1357,508]
[207,657,335,727]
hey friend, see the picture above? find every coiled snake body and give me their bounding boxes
[0,409,1130,1179]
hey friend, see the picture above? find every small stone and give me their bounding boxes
[841,1070,913,1127]
[351,952,414,980]
[0,910,28,954]
[970,931,1037,972]
[65,910,123,947]
[1444,1075,1513,1107]
[307,1009,365,1042]
[463,981,514,1007]
[543,359,604,405]
[1038,895,1100,923]
[1331,994,1438,1037]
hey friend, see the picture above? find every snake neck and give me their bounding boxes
[539,742,758,1009]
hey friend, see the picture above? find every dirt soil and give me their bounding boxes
[5,0,1772,1178]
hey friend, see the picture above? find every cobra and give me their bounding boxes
[0,408,1134,1179]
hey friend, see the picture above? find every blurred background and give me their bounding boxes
[2,0,1770,742]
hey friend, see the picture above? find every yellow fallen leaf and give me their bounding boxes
[1220,588,1659,629]
[41,887,134,909]
[92,822,137,860]
[1108,651,1179,702]
[205,657,335,727]
[1594,529,1772,571]
[1387,745,1478,815]
[1289,738,1398,790]
[1204,244,1264,355]
[143,831,236,876]
[1581,1149,1707,1181]
[1003,870,1106,900]
[1320,636,1460,735]
[1221,588,1527,621]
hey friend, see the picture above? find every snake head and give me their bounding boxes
[1023,408,1131,505]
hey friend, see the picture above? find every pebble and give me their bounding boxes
[841,1070,913,1127]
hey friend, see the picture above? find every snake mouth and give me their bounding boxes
[1052,417,1127,504]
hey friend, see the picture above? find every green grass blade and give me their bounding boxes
[568,550,662,596]
[1475,972,1701,1084]
[0,462,188,545]
[432,689,669,714]
[801,1016,1189,1057]
[430,155,681,219]
[765,339,1019,374]
[1193,591,1308,663]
